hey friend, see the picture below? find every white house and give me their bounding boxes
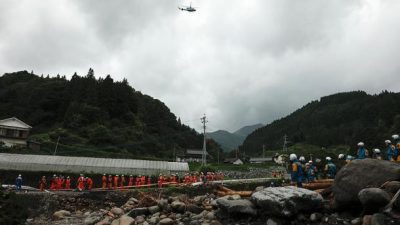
[0,117,32,147]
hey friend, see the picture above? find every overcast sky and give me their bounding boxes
[1,0,400,132]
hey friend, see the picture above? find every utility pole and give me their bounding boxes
[262,144,266,158]
[283,134,288,152]
[53,136,60,156]
[200,114,208,165]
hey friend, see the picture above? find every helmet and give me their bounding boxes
[315,158,321,163]
[18,174,21,177]
[116,175,119,177]
[373,148,381,154]
[299,156,305,162]
[392,134,399,140]
[289,154,297,161]
[346,155,353,160]
[338,154,345,159]
[385,140,391,144]
[103,174,106,176]
[308,160,313,163]
[326,157,332,161]
[305,163,310,166]
[357,142,364,147]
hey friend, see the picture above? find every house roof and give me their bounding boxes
[0,117,32,130]
[186,149,209,155]
[249,157,272,162]
[0,153,189,175]
[224,158,242,163]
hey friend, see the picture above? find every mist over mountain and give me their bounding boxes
[208,123,264,152]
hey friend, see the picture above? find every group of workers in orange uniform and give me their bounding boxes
[38,174,93,191]
[38,171,225,191]
[101,174,153,189]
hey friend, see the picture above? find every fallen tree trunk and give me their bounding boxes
[302,182,333,190]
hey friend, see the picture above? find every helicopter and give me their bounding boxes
[178,2,196,12]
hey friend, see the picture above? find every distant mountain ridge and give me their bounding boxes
[241,91,400,156]
[208,123,264,152]
[234,123,264,137]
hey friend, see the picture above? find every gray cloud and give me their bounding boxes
[1,0,400,132]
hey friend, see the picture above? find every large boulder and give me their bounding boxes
[332,159,400,208]
[358,188,391,213]
[251,186,323,217]
[216,198,257,217]
[53,210,71,220]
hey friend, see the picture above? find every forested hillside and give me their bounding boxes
[241,91,400,156]
[0,70,222,160]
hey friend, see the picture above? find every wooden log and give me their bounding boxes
[302,182,332,190]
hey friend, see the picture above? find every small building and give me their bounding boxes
[176,149,212,162]
[224,158,244,165]
[249,157,272,164]
[0,117,32,147]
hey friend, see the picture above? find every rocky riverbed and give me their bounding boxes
[17,159,400,225]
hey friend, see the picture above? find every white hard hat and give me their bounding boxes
[299,156,305,161]
[338,154,345,159]
[385,140,391,144]
[346,155,353,160]
[315,158,321,163]
[18,174,21,177]
[357,142,364,147]
[392,134,399,140]
[373,148,381,154]
[326,157,332,161]
[289,153,297,161]
[308,160,313,163]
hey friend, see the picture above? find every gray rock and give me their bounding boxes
[111,207,124,216]
[159,218,174,225]
[191,214,203,220]
[351,217,361,225]
[143,222,149,225]
[129,198,139,203]
[158,199,169,210]
[251,186,322,217]
[148,205,160,214]
[135,215,145,223]
[110,219,119,225]
[128,207,149,217]
[255,186,265,192]
[189,220,201,225]
[210,221,222,225]
[205,211,215,220]
[53,210,71,220]
[358,188,391,213]
[193,195,206,205]
[363,215,372,225]
[266,218,281,225]
[171,201,186,213]
[95,217,112,225]
[216,198,257,216]
[147,216,159,224]
[84,216,102,225]
[310,213,322,222]
[187,204,203,214]
[371,213,385,225]
[332,159,400,208]
[119,216,135,225]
